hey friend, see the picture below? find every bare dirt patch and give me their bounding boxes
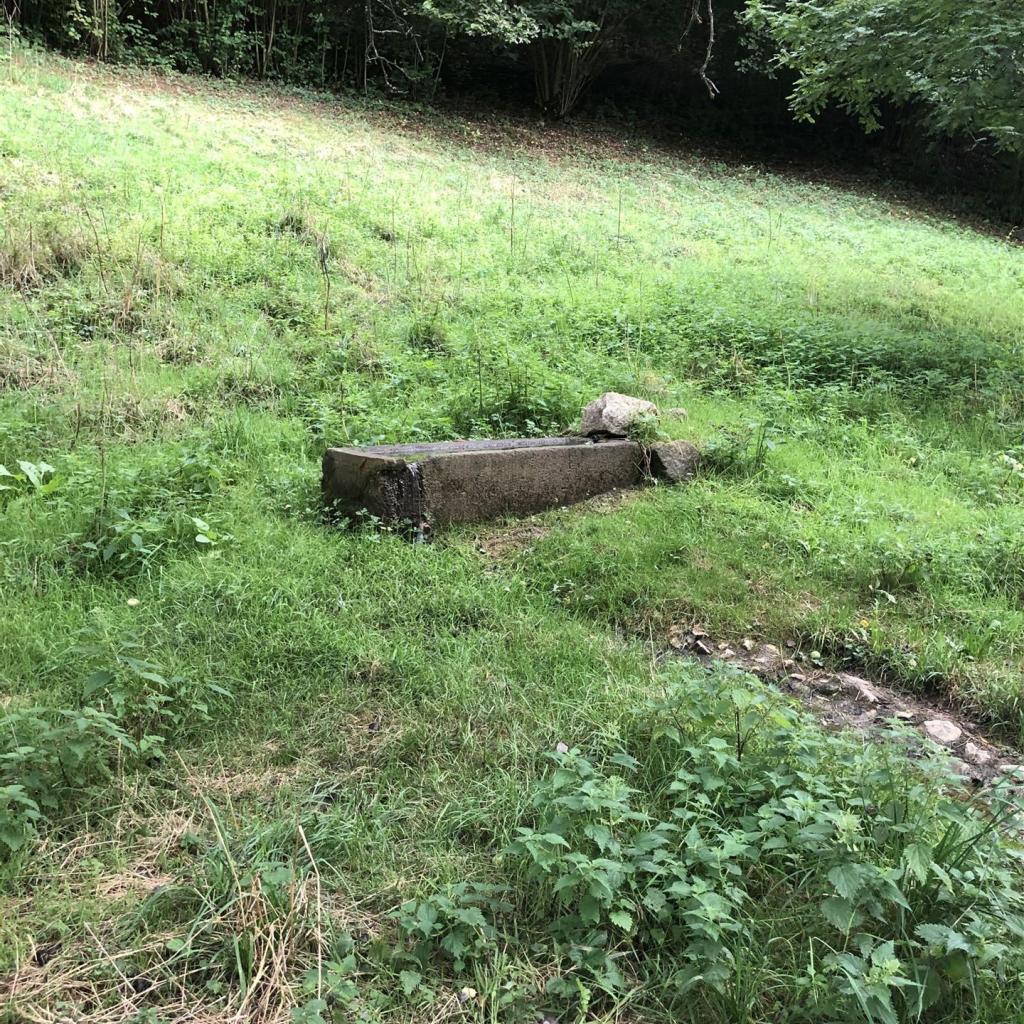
[474,488,643,561]
[667,623,1019,791]
[477,523,551,560]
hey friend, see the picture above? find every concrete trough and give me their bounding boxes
[323,436,648,529]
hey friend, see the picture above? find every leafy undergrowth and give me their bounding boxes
[7,664,1024,1024]
[4,42,1024,1023]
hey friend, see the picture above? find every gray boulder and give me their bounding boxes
[581,392,657,437]
[649,440,700,483]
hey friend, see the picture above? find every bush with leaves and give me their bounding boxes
[396,883,512,971]
[77,641,232,749]
[0,706,132,856]
[0,643,230,858]
[397,664,1024,1022]
[743,0,1024,156]
[445,351,582,437]
[9,445,234,578]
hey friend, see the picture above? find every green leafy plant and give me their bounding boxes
[394,665,1024,1020]
[700,423,773,478]
[78,641,232,747]
[0,642,230,857]
[744,0,1024,155]
[396,883,512,971]
[0,783,42,855]
[0,459,59,503]
[626,410,665,446]
[0,705,133,855]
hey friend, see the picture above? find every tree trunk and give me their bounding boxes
[532,34,607,118]
[530,10,620,119]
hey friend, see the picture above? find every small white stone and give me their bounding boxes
[964,741,993,766]
[838,673,883,704]
[923,719,962,745]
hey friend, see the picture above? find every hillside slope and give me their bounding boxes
[3,47,1024,1024]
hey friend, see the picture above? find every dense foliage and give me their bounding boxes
[745,0,1024,156]
[397,670,1024,1023]
[6,0,1024,209]
[8,0,1021,148]
[7,0,711,115]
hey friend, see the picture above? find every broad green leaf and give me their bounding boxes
[903,842,931,883]
[821,895,859,933]
[0,825,28,852]
[609,909,634,932]
[579,894,601,924]
[452,906,488,928]
[399,970,421,995]
[828,861,867,900]
[915,923,972,954]
[83,670,115,698]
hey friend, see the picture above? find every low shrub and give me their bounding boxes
[0,706,131,855]
[395,664,1024,1023]
[446,354,582,437]
[0,644,231,858]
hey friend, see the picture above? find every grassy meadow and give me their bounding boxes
[3,43,1024,1024]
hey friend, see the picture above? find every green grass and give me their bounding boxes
[4,43,1024,1024]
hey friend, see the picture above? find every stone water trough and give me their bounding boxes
[322,393,699,530]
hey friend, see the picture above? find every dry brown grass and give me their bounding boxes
[476,523,551,561]
[1,792,345,1024]
[0,224,90,292]
[68,391,198,439]
[0,348,76,393]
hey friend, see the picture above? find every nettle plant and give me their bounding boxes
[0,706,132,855]
[0,459,60,503]
[397,665,1024,1022]
[77,640,232,749]
[0,643,231,857]
[76,453,232,577]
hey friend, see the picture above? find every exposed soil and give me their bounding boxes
[477,523,551,561]
[473,489,641,562]
[666,623,1022,792]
